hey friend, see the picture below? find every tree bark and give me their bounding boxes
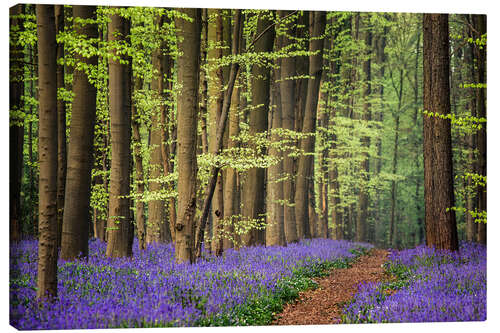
[355,16,371,243]
[278,10,298,243]
[464,17,477,243]
[210,10,227,255]
[36,4,59,300]
[266,46,286,246]
[241,11,275,246]
[106,11,133,258]
[295,11,326,240]
[60,5,98,260]
[9,4,24,243]
[131,76,146,250]
[195,10,242,259]
[175,8,202,263]
[55,5,66,249]
[472,14,486,245]
[422,14,458,251]
[146,34,168,244]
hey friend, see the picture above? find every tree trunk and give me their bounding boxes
[223,84,241,250]
[195,10,242,259]
[422,14,458,251]
[266,46,286,247]
[175,8,202,263]
[472,15,486,245]
[9,4,24,243]
[278,10,298,243]
[106,11,133,258]
[464,18,477,243]
[241,11,275,247]
[54,5,67,248]
[295,11,326,240]
[36,4,59,300]
[210,10,227,255]
[131,76,146,250]
[355,16,371,243]
[147,37,168,244]
[60,5,97,260]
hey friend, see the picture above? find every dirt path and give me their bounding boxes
[273,249,390,325]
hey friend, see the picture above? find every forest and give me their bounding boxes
[9,3,486,329]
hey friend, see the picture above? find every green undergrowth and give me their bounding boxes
[196,246,370,327]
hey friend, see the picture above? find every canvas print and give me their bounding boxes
[9,2,486,330]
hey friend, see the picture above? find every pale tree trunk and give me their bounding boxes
[294,11,326,240]
[210,10,228,255]
[146,37,168,244]
[36,4,58,300]
[60,5,98,260]
[278,10,298,243]
[106,11,133,258]
[422,14,458,251]
[241,11,275,247]
[175,8,202,263]
[266,58,286,246]
[223,84,241,250]
[9,4,24,243]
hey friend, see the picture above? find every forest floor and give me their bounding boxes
[273,248,391,325]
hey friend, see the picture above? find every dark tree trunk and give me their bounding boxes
[295,11,326,240]
[36,4,59,300]
[54,5,66,248]
[355,16,372,243]
[241,11,275,247]
[60,5,98,260]
[422,14,458,251]
[106,11,133,258]
[195,10,242,259]
[278,10,298,243]
[472,15,486,245]
[464,17,477,243]
[131,76,146,250]
[9,4,24,243]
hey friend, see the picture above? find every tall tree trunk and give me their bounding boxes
[295,11,326,240]
[147,31,168,244]
[54,5,66,248]
[210,10,227,255]
[9,4,24,243]
[278,10,298,243]
[106,11,133,258]
[131,76,146,250]
[223,84,241,250]
[472,15,486,245]
[195,10,242,259]
[266,46,286,246]
[355,16,371,243]
[464,18,477,242]
[36,4,58,300]
[241,11,275,247]
[175,8,202,263]
[60,5,98,260]
[422,14,458,251]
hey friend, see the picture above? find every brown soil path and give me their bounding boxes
[273,248,390,325]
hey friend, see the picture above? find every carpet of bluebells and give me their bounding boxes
[10,238,371,329]
[343,242,486,323]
